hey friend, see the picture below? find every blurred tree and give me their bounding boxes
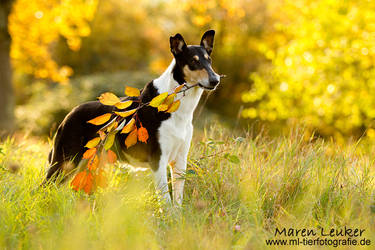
[9,0,98,82]
[54,0,162,75]
[242,0,375,138]
[0,0,14,133]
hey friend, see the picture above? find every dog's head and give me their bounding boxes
[170,30,220,90]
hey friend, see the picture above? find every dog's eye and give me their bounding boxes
[191,59,200,65]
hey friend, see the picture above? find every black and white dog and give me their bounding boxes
[45,30,220,204]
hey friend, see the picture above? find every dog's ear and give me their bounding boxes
[200,30,215,55]
[170,33,187,55]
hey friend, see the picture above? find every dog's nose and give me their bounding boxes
[210,79,219,86]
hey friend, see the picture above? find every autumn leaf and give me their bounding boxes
[107,149,117,163]
[115,109,137,118]
[71,171,86,191]
[174,83,185,93]
[98,92,120,106]
[87,154,99,171]
[104,132,116,150]
[83,148,97,159]
[83,172,94,194]
[164,93,176,105]
[88,113,112,125]
[85,137,101,148]
[115,100,133,109]
[125,86,141,97]
[158,104,169,112]
[125,128,138,148]
[71,171,94,194]
[121,118,136,134]
[149,92,168,107]
[166,100,181,113]
[138,126,149,143]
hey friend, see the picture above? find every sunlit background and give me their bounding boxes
[1,0,374,140]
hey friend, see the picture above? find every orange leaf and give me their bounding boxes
[71,171,86,191]
[125,86,140,97]
[166,100,181,113]
[98,92,120,106]
[83,172,94,194]
[83,148,97,159]
[121,118,136,134]
[85,137,101,148]
[125,128,138,148]
[107,150,117,163]
[115,109,137,118]
[88,113,112,125]
[87,154,99,171]
[115,100,133,109]
[149,92,169,107]
[71,171,93,194]
[174,83,185,93]
[138,126,149,143]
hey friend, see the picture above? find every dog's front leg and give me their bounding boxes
[172,125,193,206]
[153,155,172,204]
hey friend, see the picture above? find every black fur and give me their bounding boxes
[45,81,170,182]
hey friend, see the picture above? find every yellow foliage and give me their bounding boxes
[242,0,375,138]
[9,0,98,82]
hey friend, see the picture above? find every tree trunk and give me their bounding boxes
[0,0,14,135]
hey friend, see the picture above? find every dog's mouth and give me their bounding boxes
[198,83,215,90]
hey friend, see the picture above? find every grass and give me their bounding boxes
[0,125,374,249]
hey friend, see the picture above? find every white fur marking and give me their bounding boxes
[153,60,204,204]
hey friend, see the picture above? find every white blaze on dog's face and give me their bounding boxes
[169,30,221,90]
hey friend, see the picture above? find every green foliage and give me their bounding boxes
[242,0,375,138]
[0,125,374,249]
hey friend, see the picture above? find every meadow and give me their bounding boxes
[0,125,374,249]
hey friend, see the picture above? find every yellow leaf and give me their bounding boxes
[138,126,149,143]
[98,92,120,106]
[158,104,169,112]
[174,84,185,93]
[167,100,181,113]
[125,86,140,97]
[149,92,168,107]
[104,133,116,150]
[115,109,137,118]
[88,113,112,125]
[125,128,138,148]
[115,100,133,109]
[164,93,176,105]
[85,137,101,148]
[121,118,136,134]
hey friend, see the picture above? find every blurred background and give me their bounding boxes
[0,0,374,140]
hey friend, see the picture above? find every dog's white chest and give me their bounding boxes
[158,113,193,161]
